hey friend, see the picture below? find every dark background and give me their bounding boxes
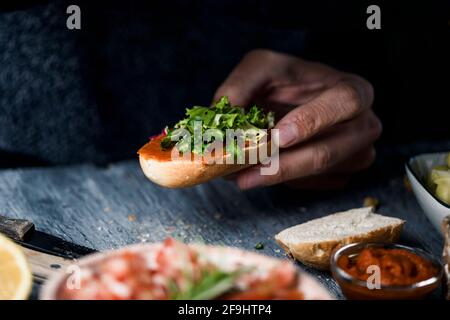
[0,0,449,167]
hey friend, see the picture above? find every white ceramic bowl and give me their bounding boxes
[406,152,450,233]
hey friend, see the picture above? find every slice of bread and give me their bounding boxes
[275,207,405,270]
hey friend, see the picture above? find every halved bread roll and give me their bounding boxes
[138,135,272,188]
[275,207,405,270]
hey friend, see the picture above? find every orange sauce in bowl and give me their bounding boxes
[337,248,438,286]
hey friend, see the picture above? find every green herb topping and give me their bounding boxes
[160,96,274,155]
[169,268,247,300]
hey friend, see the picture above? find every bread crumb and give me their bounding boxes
[127,214,137,222]
[363,196,379,209]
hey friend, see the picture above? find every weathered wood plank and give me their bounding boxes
[0,149,445,299]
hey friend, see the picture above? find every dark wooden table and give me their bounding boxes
[1,140,449,299]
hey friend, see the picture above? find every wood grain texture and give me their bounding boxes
[1,141,448,300]
[22,247,73,283]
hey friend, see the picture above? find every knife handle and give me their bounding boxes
[0,215,34,241]
[22,247,73,283]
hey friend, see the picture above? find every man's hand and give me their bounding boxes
[214,50,382,189]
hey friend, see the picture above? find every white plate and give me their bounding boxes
[406,152,450,233]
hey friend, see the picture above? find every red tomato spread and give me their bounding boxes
[337,248,437,286]
[138,134,174,162]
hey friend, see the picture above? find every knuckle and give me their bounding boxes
[272,163,294,185]
[244,49,286,64]
[335,81,362,115]
[356,76,374,107]
[246,49,274,59]
[312,144,332,173]
[363,78,375,106]
[279,164,293,183]
[368,113,383,141]
[291,108,320,139]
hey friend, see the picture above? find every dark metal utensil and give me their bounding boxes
[0,215,96,283]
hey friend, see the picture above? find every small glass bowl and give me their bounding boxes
[330,243,443,300]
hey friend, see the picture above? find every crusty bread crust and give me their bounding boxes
[139,155,252,188]
[275,218,404,270]
[139,139,272,188]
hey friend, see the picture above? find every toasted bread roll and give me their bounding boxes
[138,135,272,188]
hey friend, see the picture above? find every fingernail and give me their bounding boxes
[237,169,264,190]
[278,123,298,147]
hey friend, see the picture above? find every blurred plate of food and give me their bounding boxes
[40,238,333,300]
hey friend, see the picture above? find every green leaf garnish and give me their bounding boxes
[254,242,264,250]
[161,96,274,155]
[169,268,247,300]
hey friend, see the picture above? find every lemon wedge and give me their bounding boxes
[0,234,32,300]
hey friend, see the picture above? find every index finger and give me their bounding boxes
[275,76,374,148]
[213,50,278,106]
